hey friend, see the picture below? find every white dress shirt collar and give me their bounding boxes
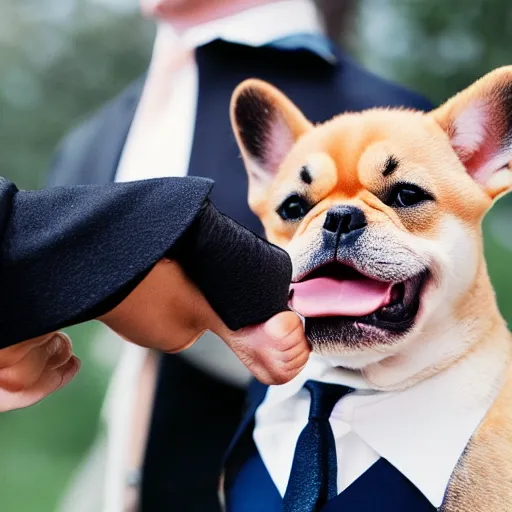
[154,0,324,53]
[254,348,504,508]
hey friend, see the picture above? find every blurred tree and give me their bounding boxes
[0,2,152,511]
[357,0,512,104]
[0,0,152,189]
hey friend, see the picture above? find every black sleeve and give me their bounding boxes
[0,176,213,348]
[172,200,292,332]
[0,176,293,348]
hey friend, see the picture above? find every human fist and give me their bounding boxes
[220,311,310,385]
[0,332,80,412]
[100,259,310,385]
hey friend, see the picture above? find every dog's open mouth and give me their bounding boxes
[289,263,427,332]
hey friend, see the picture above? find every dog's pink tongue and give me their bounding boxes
[290,277,392,317]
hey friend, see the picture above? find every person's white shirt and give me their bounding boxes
[59,2,326,511]
[113,0,324,387]
[254,348,503,508]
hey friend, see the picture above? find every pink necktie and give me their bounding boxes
[137,39,191,126]
[117,38,193,510]
[116,34,193,183]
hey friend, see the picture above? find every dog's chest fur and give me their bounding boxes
[441,364,512,511]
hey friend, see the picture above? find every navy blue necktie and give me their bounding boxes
[283,380,354,512]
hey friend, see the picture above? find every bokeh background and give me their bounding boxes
[0,0,511,510]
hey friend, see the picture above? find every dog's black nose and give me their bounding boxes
[323,205,367,236]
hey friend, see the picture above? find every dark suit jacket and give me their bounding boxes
[48,38,433,234]
[223,379,436,511]
[46,37,434,511]
[0,176,213,347]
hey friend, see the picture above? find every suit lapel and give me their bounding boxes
[88,75,145,185]
[226,380,268,459]
[188,40,343,235]
[223,380,268,492]
[321,459,435,511]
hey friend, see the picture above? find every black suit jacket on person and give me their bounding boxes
[0,176,213,348]
[47,38,433,511]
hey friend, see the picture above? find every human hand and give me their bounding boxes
[218,310,310,385]
[99,259,309,384]
[0,332,80,412]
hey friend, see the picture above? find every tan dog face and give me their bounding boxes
[231,67,512,387]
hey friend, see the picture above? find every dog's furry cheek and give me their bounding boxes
[412,215,479,324]
[286,231,326,281]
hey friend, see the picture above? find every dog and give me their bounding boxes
[229,67,512,511]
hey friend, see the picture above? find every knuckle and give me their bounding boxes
[0,368,29,392]
[270,371,291,385]
[269,363,295,385]
[51,338,73,365]
[0,346,26,370]
[279,319,303,341]
[45,335,65,358]
[278,325,307,351]
[280,352,296,364]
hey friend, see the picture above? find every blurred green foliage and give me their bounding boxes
[0,323,109,512]
[0,2,152,511]
[358,0,512,105]
[0,0,152,190]
[0,1,511,511]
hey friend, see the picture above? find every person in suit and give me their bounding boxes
[0,175,310,413]
[49,0,433,510]
[223,375,439,512]
[0,332,79,413]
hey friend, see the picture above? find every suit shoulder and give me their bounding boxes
[336,55,434,112]
[47,76,145,186]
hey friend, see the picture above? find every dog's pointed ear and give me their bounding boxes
[431,66,512,199]
[230,79,312,211]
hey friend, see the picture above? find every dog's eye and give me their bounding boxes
[277,194,310,221]
[388,184,433,208]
